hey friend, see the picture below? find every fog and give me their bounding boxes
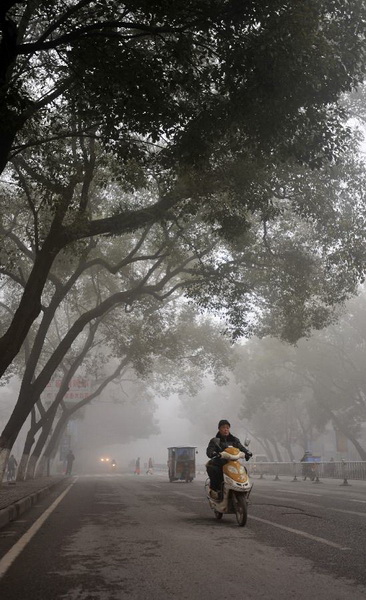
[0,371,251,475]
[2,1,366,497]
[74,390,252,473]
[78,395,206,470]
[4,285,366,478]
[3,291,366,478]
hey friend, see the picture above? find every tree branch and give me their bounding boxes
[17,20,191,54]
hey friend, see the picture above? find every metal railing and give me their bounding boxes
[248,460,366,482]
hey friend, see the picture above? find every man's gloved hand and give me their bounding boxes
[245,451,253,461]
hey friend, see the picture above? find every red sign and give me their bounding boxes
[43,377,91,402]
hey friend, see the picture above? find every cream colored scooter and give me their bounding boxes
[206,446,252,527]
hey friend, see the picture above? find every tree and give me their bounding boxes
[2,2,364,171]
[0,195,237,480]
[293,295,366,459]
[234,292,366,461]
[20,302,233,479]
[0,1,365,377]
[233,338,325,459]
[3,117,366,478]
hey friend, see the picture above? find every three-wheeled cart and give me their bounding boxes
[167,446,197,482]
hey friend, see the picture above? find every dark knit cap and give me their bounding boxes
[218,419,231,429]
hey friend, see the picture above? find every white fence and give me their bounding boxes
[248,460,366,482]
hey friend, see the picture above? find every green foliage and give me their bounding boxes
[2,1,366,176]
[0,1,366,380]
[234,292,366,455]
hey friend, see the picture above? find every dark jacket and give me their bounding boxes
[206,432,249,459]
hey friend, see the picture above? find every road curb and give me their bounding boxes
[0,479,66,530]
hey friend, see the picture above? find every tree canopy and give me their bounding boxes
[1,1,365,377]
[2,1,365,171]
[233,292,366,460]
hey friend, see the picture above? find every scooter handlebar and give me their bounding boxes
[220,449,246,460]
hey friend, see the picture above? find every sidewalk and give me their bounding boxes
[0,476,66,530]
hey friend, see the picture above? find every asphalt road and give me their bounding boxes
[0,473,366,599]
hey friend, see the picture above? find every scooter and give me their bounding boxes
[206,446,252,527]
[302,462,316,481]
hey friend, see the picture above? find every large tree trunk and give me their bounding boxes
[332,419,366,460]
[16,427,36,481]
[0,447,10,482]
[25,410,56,479]
[0,389,40,479]
[42,413,70,471]
[0,2,23,174]
[282,442,295,462]
[0,303,95,470]
[0,348,127,485]
[13,261,96,481]
[0,238,61,379]
[270,438,284,462]
[0,284,136,459]
[262,439,275,462]
[24,455,38,480]
[35,454,48,478]
[297,419,311,452]
[0,427,21,482]
[42,358,128,472]
[320,404,366,461]
[0,190,182,384]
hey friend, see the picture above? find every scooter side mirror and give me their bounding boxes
[213,437,221,450]
[244,438,251,447]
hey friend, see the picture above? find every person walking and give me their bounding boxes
[134,457,140,475]
[65,450,75,475]
[146,457,153,474]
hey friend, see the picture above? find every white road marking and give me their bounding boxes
[330,508,366,517]
[253,494,321,509]
[0,481,75,579]
[349,499,366,504]
[275,489,322,497]
[248,515,350,550]
[254,491,366,519]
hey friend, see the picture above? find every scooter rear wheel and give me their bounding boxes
[233,493,248,527]
[214,510,223,520]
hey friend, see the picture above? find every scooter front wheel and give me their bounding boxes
[214,510,223,520]
[233,493,248,527]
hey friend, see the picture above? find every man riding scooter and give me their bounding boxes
[206,420,252,500]
[300,451,316,481]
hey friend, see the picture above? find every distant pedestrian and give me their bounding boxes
[134,457,140,475]
[7,454,18,482]
[146,457,153,475]
[66,450,75,475]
